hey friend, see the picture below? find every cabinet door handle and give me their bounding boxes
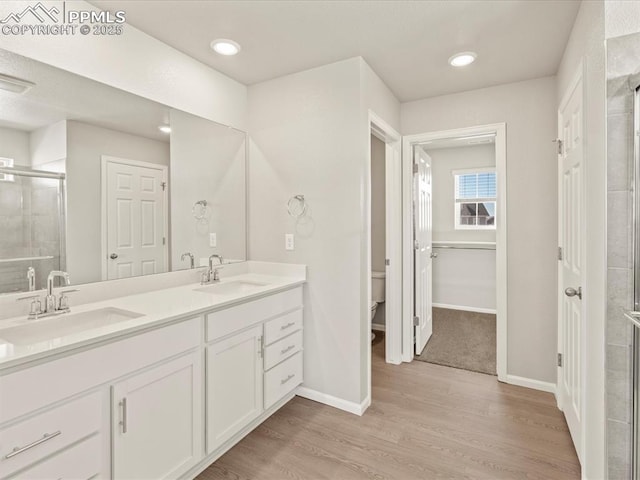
[280,322,296,331]
[281,373,295,385]
[5,430,62,459]
[120,397,128,434]
[281,344,296,355]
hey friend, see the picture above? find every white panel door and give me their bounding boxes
[206,324,264,453]
[106,159,166,280]
[558,73,584,462]
[112,351,203,480]
[414,145,433,355]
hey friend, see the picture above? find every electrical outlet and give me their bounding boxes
[209,233,217,248]
[285,234,294,251]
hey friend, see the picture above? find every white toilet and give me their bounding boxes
[371,271,386,341]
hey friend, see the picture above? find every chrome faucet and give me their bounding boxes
[46,271,70,312]
[201,254,224,284]
[17,270,77,320]
[181,252,195,269]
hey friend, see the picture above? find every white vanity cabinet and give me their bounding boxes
[206,325,263,452]
[205,286,304,456]
[112,350,203,480]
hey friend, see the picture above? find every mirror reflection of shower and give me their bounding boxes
[0,166,66,294]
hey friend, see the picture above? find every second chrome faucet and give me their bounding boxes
[201,254,224,285]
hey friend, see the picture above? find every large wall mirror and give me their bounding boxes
[0,49,247,294]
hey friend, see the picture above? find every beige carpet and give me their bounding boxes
[416,307,496,375]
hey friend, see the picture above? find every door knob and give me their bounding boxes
[110,253,118,259]
[430,252,438,258]
[564,286,582,300]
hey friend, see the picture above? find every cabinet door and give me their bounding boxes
[112,351,202,480]
[207,324,263,453]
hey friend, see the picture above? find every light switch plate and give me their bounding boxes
[285,234,294,251]
[209,233,217,247]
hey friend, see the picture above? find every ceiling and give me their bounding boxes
[0,49,170,142]
[90,0,581,102]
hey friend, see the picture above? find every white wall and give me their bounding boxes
[249,57,400,408]
[0,0,247,130]
[558,2,607,478]
[402,76,558,384]
[30,121,66,171]
[427,144,496,243]
[0,126,29,166]
[370,134,386,273]
[169,109,246,268]
[65,121,170,285]
[605,0,640,39]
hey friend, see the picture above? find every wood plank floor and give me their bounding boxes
[197,334,580,479]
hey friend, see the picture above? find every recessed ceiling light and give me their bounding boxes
[0,73,35,94]
[210,39,241,56]
[448,52,477,67]
[158,125,171,134]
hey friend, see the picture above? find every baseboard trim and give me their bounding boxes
[504,374,556,394]
[433,303,497,315]
[372,323,386,332]
[296,387,370,416]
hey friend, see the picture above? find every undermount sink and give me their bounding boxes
[194,280,269,296]
[0,307,143,346]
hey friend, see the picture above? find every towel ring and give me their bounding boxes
[192,200,209,220]
[287,195,307,218]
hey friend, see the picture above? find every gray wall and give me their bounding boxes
[401,76,558,384]
[371,134,385,328]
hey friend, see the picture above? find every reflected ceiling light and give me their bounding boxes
[448,52,477,67]
[210,39,241,56]
[158,125,171,134]
[0,73,35,94]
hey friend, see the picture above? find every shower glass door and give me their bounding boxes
[0,167,66,294]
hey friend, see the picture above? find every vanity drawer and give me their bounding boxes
[6,433,102,480]
[264,352,303,410]
[264,309,302,346]
[264,330,303,371]
[206,287,302,342]
[0,391,102,478]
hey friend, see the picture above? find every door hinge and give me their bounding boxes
[385,259,390,266]
[558,247,563,261]
[557,353,563,367]
[555,139,563,156]
[161,181,167,191]
[414,240,420,250]
[413,163,419,174]
[413,316,420,326]
[162,237,166,245]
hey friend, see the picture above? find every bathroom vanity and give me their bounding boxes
[0,263,305,479]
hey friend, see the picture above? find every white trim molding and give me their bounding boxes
[504,375,556,396]
[432,303,497,315]
[296,387,371,416]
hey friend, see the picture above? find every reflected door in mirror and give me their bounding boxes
[104,157,168,280]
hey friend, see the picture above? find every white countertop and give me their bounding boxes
[0,271,305,371]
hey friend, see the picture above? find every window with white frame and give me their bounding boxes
[453,168,496,229]
[0,157,14,182]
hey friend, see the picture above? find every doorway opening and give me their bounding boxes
[413,139,497,375]
[402,124,507,381]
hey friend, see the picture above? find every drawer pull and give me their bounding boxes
[281,344,296,355]
[280,322,296,331]
[5,430,62,459]
[281,373,295,385]
[120,397,128,434]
